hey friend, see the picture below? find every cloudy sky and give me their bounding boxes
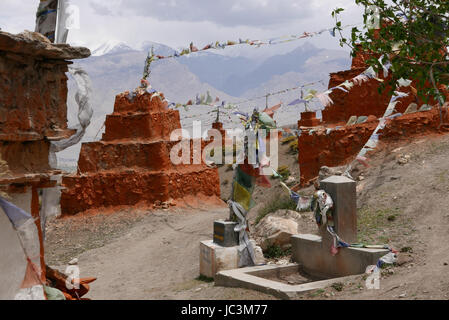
[0,0,364,52]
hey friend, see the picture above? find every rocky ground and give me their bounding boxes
[302,133,449,300]
[45,133,449,300]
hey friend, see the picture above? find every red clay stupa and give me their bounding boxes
[61,90,221,215]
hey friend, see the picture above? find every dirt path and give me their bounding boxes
[45,134,449,300]
[46,206,275,300]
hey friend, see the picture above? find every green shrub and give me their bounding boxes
[263,244,291,259]
[195,275,214,283]
[276,165,290,181]
[400,246,413,253]
[331,282,344,292]
[280,135,297,145]
[288,140,298,154]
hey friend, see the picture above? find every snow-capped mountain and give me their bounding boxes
[91,40,176,57]
[138,41,175,57]
[58,39,351,170]
[91,40,136,56]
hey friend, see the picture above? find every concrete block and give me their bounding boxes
[320,175,357,243]
[199,240,238,278]
[291,234,389,278]
[215,263,360,300]
[213,220,239,247]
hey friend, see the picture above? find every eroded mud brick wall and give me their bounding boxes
[299,108,449,185]
[322,72,424,125]
[299,120,379,184]
[0,31,89,141]
[321,45,439,124]
[298,42,449,185]
[0,140,51,175]
[0,55,69,138]
[61,91,220,215]
[0,31,89,181]
[208,122,227,147]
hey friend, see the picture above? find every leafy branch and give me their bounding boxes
[331,0,448,113]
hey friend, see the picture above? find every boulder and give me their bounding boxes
[254,215,298,250]
[397,154,411,165]
[319,165,344,182]
[396,253,413,266]
[285,176,296,185]
[254,210,302,249]
[253,209,318,251]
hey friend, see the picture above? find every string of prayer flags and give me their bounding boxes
[263,102,282,118]
[287,98,307,106]
[227,108,282,267]
[296,64,388,109]
[146,24,359,63]
[343,77,411,177]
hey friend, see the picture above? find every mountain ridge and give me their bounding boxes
[57,40,351,169]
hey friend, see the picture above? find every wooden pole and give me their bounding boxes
[31,186,46,284]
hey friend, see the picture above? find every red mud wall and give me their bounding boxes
[0,30,89,190]
[102,91,181,142]
[299,120,378,184]
[0,140,51,174]
[61,91,221,215]
[322,68,422,124]
[380,108,449,139]
[0,54,69,139]
[208,121,227,147]
[322,44,442,124]
[0,30,90,141]
[299,108,449,185]
[298,111,321,127]
[299,38,449,184]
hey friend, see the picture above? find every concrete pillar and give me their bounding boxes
[291,175,389,278]
[320,175,357,244]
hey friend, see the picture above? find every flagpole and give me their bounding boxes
[54,0,61,43]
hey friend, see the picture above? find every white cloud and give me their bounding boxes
[0,0,364,52]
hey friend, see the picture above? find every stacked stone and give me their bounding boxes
[61,90,221,215]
